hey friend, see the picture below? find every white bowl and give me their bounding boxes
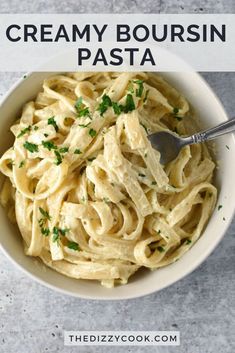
[0,71,234,300]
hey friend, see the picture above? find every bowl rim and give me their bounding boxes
[0,70,235,301]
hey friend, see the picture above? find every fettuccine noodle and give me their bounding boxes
[0,72,217,287]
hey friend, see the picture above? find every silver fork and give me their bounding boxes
[148,117,235,164]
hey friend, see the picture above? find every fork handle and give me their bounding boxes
[185,117,235,144]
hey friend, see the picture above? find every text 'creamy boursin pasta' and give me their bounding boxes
[0,72,217,287]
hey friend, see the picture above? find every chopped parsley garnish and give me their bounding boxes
[39,207,51,220]
[223,217,226,221]
[41,227,50,236]
[78,122,91,128]
[143,89,149,103]
[218,205,223,211]
[75,97,90,117]
[88,157,96,162]
[42,140,57,151]
[17,125,31,138]
[112,102,122,115]
[172,107,182,121]
[52,226,69,242]
[23,141,39,153]
[48,117,58,132]
[44,133,49,137]
[103,197,110,203]
[122,94,135,113]
[54,150,63,165]
[226,145,230,150]
[134,79,144,97]
[185,239,192,245]
[34,126,39,131]
[138,173,146,177]
[75,97,82,110]
[67,241,80,251]
[74,149,82,154]
[38,207,51,236]
[152,181,157,185]
[59,228,69,236]
[23,74,27,79]
[157,246,165,253]
[19,160,25,168]
[98,94,112,116]
[78,107,90,117]
[89,128,96,138]
[173,107,179,115]
[59,147,69,153]
[52,227,60,242]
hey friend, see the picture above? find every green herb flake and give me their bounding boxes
[88,157,96,162]
[17,126,31,138]
[39,207,51,220]
[226,145,230,150]
[152,181,157,185]
[157,246,165,253]
[23,141,39,153]
[75,97,83,110]
[223,217,226,221]
[112,102,122,115]
[98,94,112,116]
[34,126,39,131]
[59,147,69,154]
[123,94,135,113]
[67,241,80,251]
[185,239,192,245]
[59,228,69,236]
[42,140,58,151]
[173,107,179,115]
[134,79,144,98]
[54,150,63,166]
[48,117,58,132]
[138,173,146,177]
[52,227,60,242]
[75,97,90,118]
[78,107,90,117]
[44,133,49,137]
[74,149,82,155]
[41,227,50,236]
[19,160,25,168]
[218,205,223,211]
[23,74,27,79]
[78,122,91,128]
[143,89,150,103]
[103,197,110,203]
[89,128,96,138]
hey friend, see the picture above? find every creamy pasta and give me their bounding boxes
[0,72,217,287]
